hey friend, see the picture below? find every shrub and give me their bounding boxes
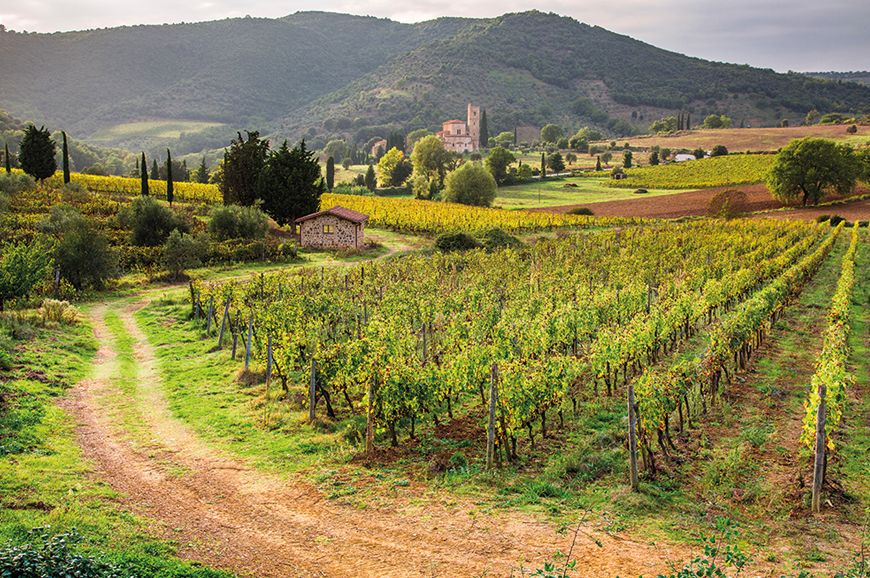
[442,163,497,207]
[633,188,649,194]
[0,172,36,195]
[0,529,121,578]
[478,228,521,251]
[707,189,748,219]
[37,299,79,325]
[55,216,119,290]
[208,204,269,241]
[846,124,858,134]
[162,230,207,280]
[567,207,594,215]
[120,196,189,246]
[434,232,481,252]
[709,144,729,157]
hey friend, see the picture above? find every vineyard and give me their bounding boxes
[604,154,776,190]
[187,219,842,470]
[319,193,645,233]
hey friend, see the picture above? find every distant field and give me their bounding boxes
[607,154,776,190]
[595,124,870,153]
[91,119,226,141]
[495,176,690,209]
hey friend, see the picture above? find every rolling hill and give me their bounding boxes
[1,10,869,154]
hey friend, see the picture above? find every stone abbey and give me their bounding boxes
[436,103,481,153]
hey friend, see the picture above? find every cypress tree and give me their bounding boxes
[326,156,335,192]
[166,149,174,206]
[479,109,489,149]
[686,113,691,130]
[540,152,546,179]
[220,131,269,206]
[18,125,57,181]
[151,159,159,180]
[196,156,209,183]
[257,140,324,224]
[140,152,149,196]
[4,142,10,174]
[364,164,376,191]
[596,155,602,171]
[61,131,71,184]
[133,156,140,178]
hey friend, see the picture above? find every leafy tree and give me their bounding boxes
[767,137,857,206]
[709,145,729,157]
[485,146,516,185]
[4,143,10,174]
[376,147,408,187]
[479,109,489,149]
[565,152,577,165]
[162,230,206,280]
[649,116,678,134]
[326,156,335,191]
[442,162,497,207]
[547,152,565,172]
[120,196,189,246]
[221,131,269,206]
[208,204,269,240]
[194,156,210,183]
[660,147,671,161]
[540,124,563,143]
[257,140,324,225]
[693,148,706,160]
[857,148,870,183]
[61,131,71,184]
[572,127,603,143]
[568,133,588,152]
[18,125,56,181]
[805,109,820,124]
[494,131,515,148]
[165,149,174,206]
[623,150,633,168]
[364,164,376,191]
[341,158,352,170]
[406,129,432,151]
[53,213,118,290]
[411,135,449,188]
[150,159,159,180]
[649,151,659,165]
[0,240,53,311]
[140,152,149,196]
[323,139,349,163]
[702,114,732,129]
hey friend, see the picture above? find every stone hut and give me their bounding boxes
[295,206,368,249]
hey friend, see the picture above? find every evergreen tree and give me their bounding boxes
[479,109,489,149]
[140,152,149,196]
[133,155,140,178]
[257,140,323,224]
[686,112,691,129]
[623,150,633,168]
[196,156,209,183]
[325,156,335,192]
[18,125,56,181]
[595,155,602,171]
[649,150,660,165]
[166,149,174,206]
[61,131,71,184]
[221,131,269,206]
[364,164,376,191]
[181,159,188,182]
[150,159,159,180]
[540,151,546,179]
[4,142,11,174]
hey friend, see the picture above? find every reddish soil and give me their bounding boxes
[62,301,691,578]
[538,185,870,220]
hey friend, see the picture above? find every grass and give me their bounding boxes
[0,313,230,576]
[494,175,691,209]
[90,119,226,141]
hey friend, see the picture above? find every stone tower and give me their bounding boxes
[467,102,481,151]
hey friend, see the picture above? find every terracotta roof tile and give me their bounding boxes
[295,205,369,224]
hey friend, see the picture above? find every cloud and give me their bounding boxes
[1,0,868,71]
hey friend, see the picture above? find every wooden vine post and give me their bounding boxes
[206,297,214,335]
[244,317,253,371]
[265,335,273,384]
[217,299,230,348]
[309,358,317,422]
[627,382,639,492]
[365,379,375,454]
[486,364,499,471]
[811,382,827,514]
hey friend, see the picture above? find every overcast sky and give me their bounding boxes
[2,1,868,72]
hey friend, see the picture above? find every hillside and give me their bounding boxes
[2,11,869,152]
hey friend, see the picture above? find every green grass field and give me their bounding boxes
[90,120,226,142]
[495,176,692,209]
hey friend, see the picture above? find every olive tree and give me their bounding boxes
[766,138,857,206]
[442,162,497,207]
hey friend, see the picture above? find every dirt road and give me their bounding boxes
[63,299,688,578]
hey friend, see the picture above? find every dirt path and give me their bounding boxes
[63,298,688,578]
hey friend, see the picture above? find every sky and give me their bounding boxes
[2,1,869,72]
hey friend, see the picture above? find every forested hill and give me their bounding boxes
[2,10,869,151]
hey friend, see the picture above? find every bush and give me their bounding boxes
[332,184,373,197]
[633,188,649,194]
[120,196,189,246]
[478,228,521,251]
[162,230,207,279]
[55,216,119,290]
[208,204,269,241]
[37,299,79,325]
[0,529,121,578]
[846,124,858,134]
[567,207,594,215]
[707,189,748,219]
[434,232,481,252]
[709,144,729,157]
[442,162,497,207]
[0,172,36,195]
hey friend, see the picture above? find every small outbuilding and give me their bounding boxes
[295,206,368,250]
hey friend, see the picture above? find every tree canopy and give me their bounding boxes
[540,124,563,143]
[0,239,53,311]
[485,146,516,185]
[443,162,497,207]
[18,125,56,181]
[766,137,857,206]
[258,140,324,225]
[221,131,269,206]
